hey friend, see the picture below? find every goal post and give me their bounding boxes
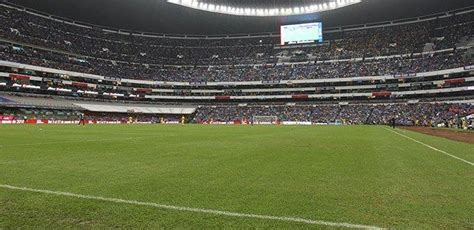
[252,116,279,125]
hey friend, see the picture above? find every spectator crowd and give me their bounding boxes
[2,103,472,127]
[0,4,473,128]
[0,4,472,82]
[194,103,473,127]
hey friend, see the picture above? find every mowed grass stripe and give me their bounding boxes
[1,125,473,228]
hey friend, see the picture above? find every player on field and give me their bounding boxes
[79,113,86,126]
[391,117,396,129]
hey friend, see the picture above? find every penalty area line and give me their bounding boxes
[384,128,474,166]
[0,184,384,229]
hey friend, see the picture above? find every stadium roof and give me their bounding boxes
[5,0,474,35]
[167,0,362,16]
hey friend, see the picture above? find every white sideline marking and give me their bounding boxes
[384,128,474,166]
[0,184,384,229]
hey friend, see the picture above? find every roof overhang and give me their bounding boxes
[167,0,362,17]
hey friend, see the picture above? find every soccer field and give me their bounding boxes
[0,125,473,229]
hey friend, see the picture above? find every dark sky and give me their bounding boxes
[5,0,474,35]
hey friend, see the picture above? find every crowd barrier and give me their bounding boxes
[0,119,180,125]
[199,121,329,125]
[2,117,342,126]
[0,119,80,124]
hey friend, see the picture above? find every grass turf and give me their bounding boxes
[0,125,473,229]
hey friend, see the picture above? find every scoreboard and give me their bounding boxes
[280,22,323,45]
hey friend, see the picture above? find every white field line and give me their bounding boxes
[0,184,384,229]
[384,128,474,166]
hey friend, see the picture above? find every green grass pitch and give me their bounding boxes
[0,125,473,229]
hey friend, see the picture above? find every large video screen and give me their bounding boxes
[280,22,323,45]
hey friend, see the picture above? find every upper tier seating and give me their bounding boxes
[1,44,472,82]
[0,4,473,82]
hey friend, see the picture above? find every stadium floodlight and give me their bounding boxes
[167,0,362,17]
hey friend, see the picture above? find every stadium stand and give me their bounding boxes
[0,2,473,127]
[194,103,473,126]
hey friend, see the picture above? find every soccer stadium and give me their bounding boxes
[0,0,473,228]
